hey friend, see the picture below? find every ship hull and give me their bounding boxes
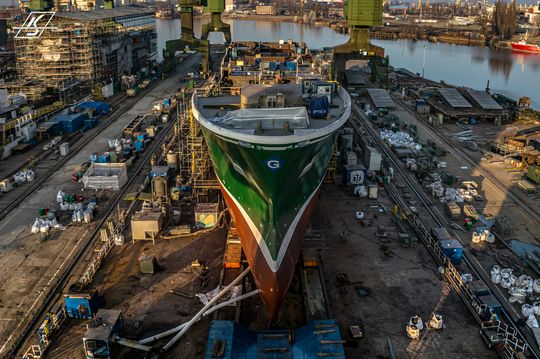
[219,179,320,318]
[511,42,540,54]
[200,127,337,318]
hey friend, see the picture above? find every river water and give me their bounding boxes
[156,18,540,109]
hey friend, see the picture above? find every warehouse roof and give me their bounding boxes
[55,7,154,21]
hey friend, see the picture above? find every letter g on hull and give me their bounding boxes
[265,157,284,173]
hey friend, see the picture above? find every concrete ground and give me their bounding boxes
[316,180,496,358]
[0,54,202,357]
[48,226,228,359]
[358,90,540,342]
[387,99,539,247]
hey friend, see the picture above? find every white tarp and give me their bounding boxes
[82,163,128,191]
[211,107,309,130]
[195,285,242,306]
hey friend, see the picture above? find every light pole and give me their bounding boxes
[422,45,427,78]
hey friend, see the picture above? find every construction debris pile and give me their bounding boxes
[380,130,422,151]
[491,266,540,328]
[424,177,479,203]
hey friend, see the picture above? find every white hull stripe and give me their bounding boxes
[218,177,323,273]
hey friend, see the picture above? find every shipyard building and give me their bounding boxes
[11,7,156,99]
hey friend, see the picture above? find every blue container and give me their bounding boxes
[134,141,145,152]
[84,119,95,130]
[46,119,62,136]
[438,239,463,265]
[64,290,100,319]
[57,113,87,133]
[76,101,111,115]
[477,293,503,315]
[136,133,147,141]
[163,98,171,107]
[285,61,297,71]
[97,154,111,163]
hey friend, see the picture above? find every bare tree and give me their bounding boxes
[492,0,517,39]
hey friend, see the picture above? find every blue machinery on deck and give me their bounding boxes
[205,320,346,359]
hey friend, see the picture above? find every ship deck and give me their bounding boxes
[195,93,348,136]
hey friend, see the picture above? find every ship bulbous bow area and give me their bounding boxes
[220,180,321,319]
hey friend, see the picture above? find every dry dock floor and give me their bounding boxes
[48,227,227,359]
[315,180,496,359]
[48,178,497,358]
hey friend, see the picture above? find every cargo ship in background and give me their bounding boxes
[192,41,351,318]
[511,39,540,54]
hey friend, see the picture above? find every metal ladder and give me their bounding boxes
[22,345,42,359]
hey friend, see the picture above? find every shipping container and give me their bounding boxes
[438,239,463,265]
[463,204,479,221]
[55,113,88,134]
[445,201,461,219]
[365,145,382,172]
[431,227,454,242]
[64,290,100,319]
[76,101,111,116]
[346,151,357,166]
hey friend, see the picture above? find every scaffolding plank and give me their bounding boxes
[438,88,472,108]
[367,88,395,108]
[466,90,503,110]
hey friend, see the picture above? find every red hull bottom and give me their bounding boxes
[220,183,320,319]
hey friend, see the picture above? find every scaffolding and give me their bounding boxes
[324,144,337,183]
[13,9,155,93]
[177,91,219,203]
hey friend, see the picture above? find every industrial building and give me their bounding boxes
[13,7,157,97]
